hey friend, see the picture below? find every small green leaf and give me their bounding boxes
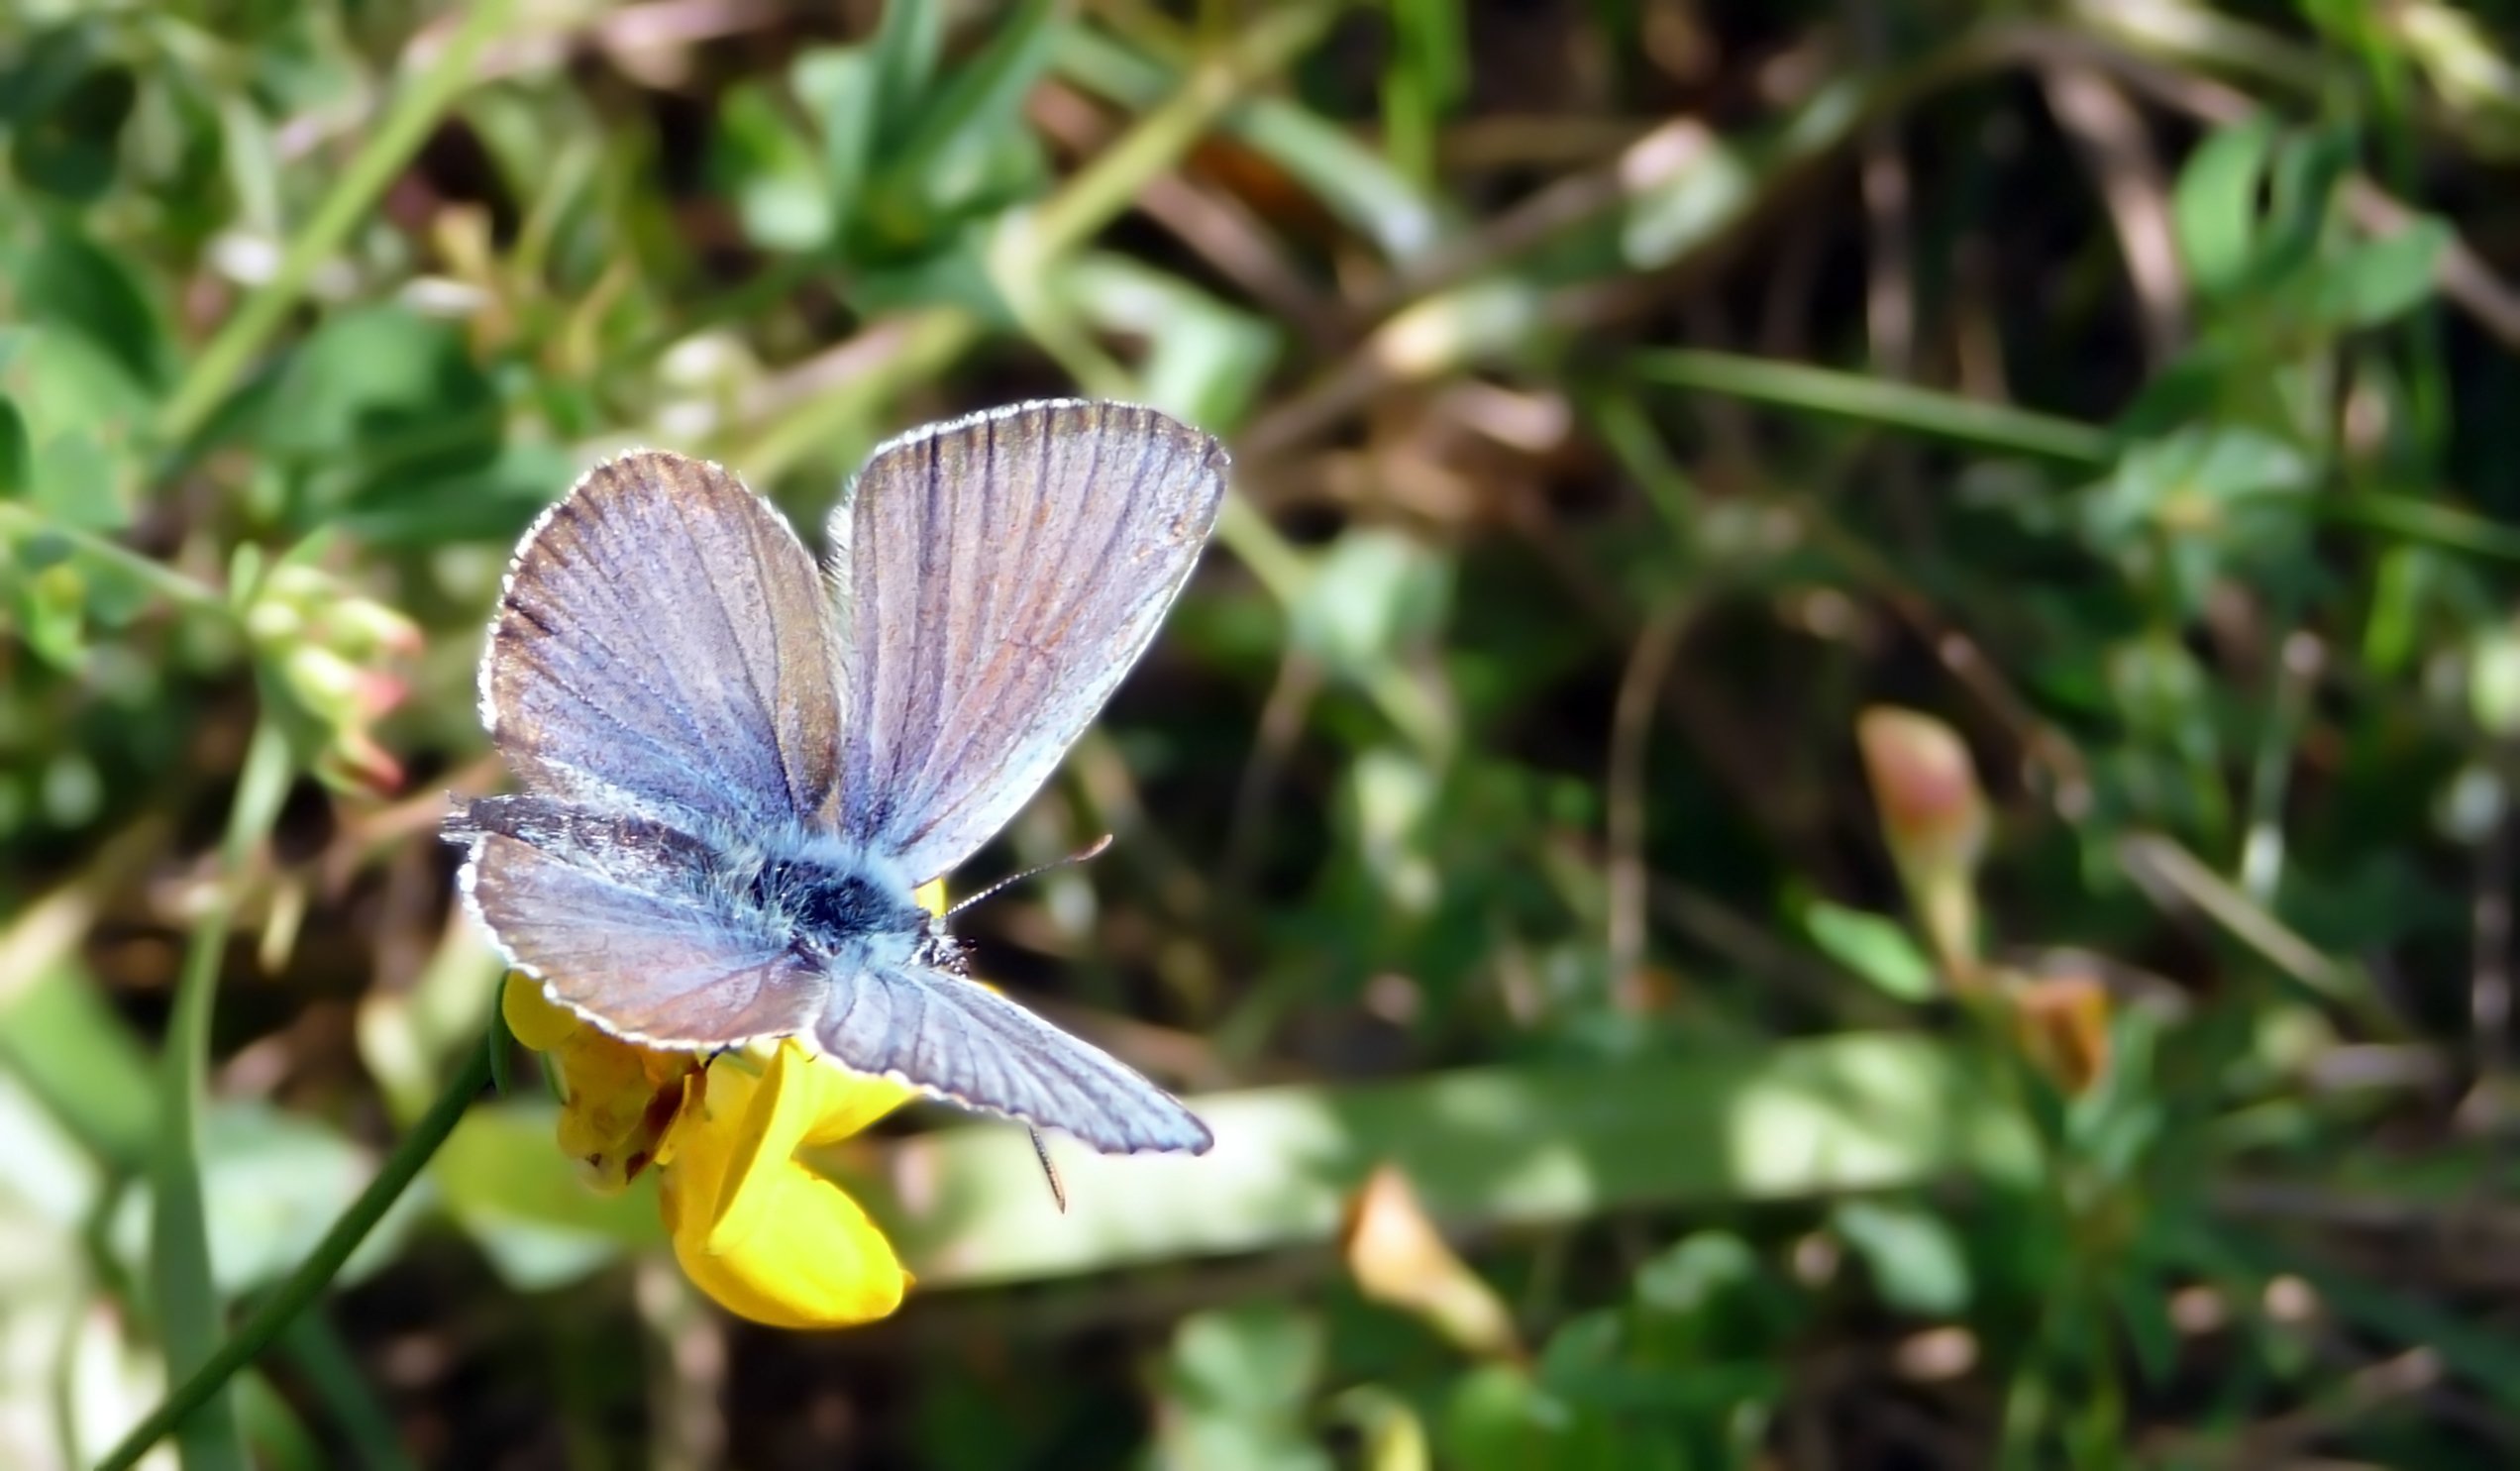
[483,1006,515,1100]
[1065,255,1281,431]
[2173,118,2275,299]
[112,1100,415,1298]
[795,47,878,244]
[8,57,136,203]
[1170,1303,1322,1416]
[712,80,834,253]
[432,1102,664,1289]
[867,0,945,144]
[11,554,89,668]
[21,220,173,394]
[875,0,1060,224]
[1800,899,1938,1000]
[1289,528,1451,678]
[2256,125,2355,286]
[1162,1305,1333,1471]
[1832,1197,1972,1315]
[1383,0,1470,182]
[2111,1269,2180,1385]
[1632,1231,1762,1316]
[2301,219,2449,328]
[0,395,29,497]
[0,961,158,1168]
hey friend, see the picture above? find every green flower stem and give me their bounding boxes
[1628,354,2520,570]
[1023,1,1341,266]
[147,715,294,1471]
[0,502,231,618]
[99,1037,495,1471]
[156,0,513,447]
[1631,349,2119,466]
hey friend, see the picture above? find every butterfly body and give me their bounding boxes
[450,400,1224,1156]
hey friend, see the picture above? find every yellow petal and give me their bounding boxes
[659,1044,911,1328]
[795,1057,920,1145]
[504,974,695,1191]
[500,973,583,1051]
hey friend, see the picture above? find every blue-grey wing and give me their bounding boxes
[813,959,1212,1155]
[481,450,844,835]
[453,795,822,1049]
[828,400,1227,882]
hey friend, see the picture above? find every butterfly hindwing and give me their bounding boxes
[812,956,1214,1155]
[456,796,822,1049]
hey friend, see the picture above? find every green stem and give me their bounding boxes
[100,1038,495,1471]
[156,0,512,446]
[0,502,231,617]
[146,716,293,1471]
[1631,349,2118,466]
[1022,0,1341,264]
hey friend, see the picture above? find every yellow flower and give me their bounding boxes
[501,880,949,1328]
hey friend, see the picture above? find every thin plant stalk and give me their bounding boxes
[1631,348,2118,465]
[101,1039,496,1471]
[156,0,514,446]
[147,715,294,1471]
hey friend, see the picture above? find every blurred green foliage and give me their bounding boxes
[6,0,2520,1467]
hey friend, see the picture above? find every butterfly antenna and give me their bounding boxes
[1029,1128,1068,1213]
[945,833,1115,918]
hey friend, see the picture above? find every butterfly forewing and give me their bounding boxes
[829,401,1228,883]
[481,451,845,835]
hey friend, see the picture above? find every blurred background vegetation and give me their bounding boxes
[6,0,2520,1466]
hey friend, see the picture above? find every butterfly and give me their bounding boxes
[446,400,1223,1155]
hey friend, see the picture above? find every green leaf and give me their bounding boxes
[1064,254,1283,431]
[2300,218,2449,328]
[1831,1197,1972,1315]
[713,79,834,253]
[857,1034,2039,1288]
[795,47,878,244]
[1442,1365,1577,1471]
[2257,125,2355,288]
[7,51,136,202]
[2083,424,2315,566]
[0,960,158,1169]
[1799,899,1938,1001]
[261,304,502,526]
[1170,1303,1322,1416]
[20,220,173,394]
[2173,118,2275,299]
[1162,1305,1333,1471]
[874,0,1060,225]
[1623,140,1753,272]
[1383,0,1469,182]
[112,1102,416,1297]
[867,0,945,144]
[1289,528,1452,679]
[1053,26,1447,261]
[10,549,89,668]
[1632,1230,1762,1316]
[0,324,154,531]
[431,1103,663,1289]
[2111,1269,2180,1386]
[0,395,29,498]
